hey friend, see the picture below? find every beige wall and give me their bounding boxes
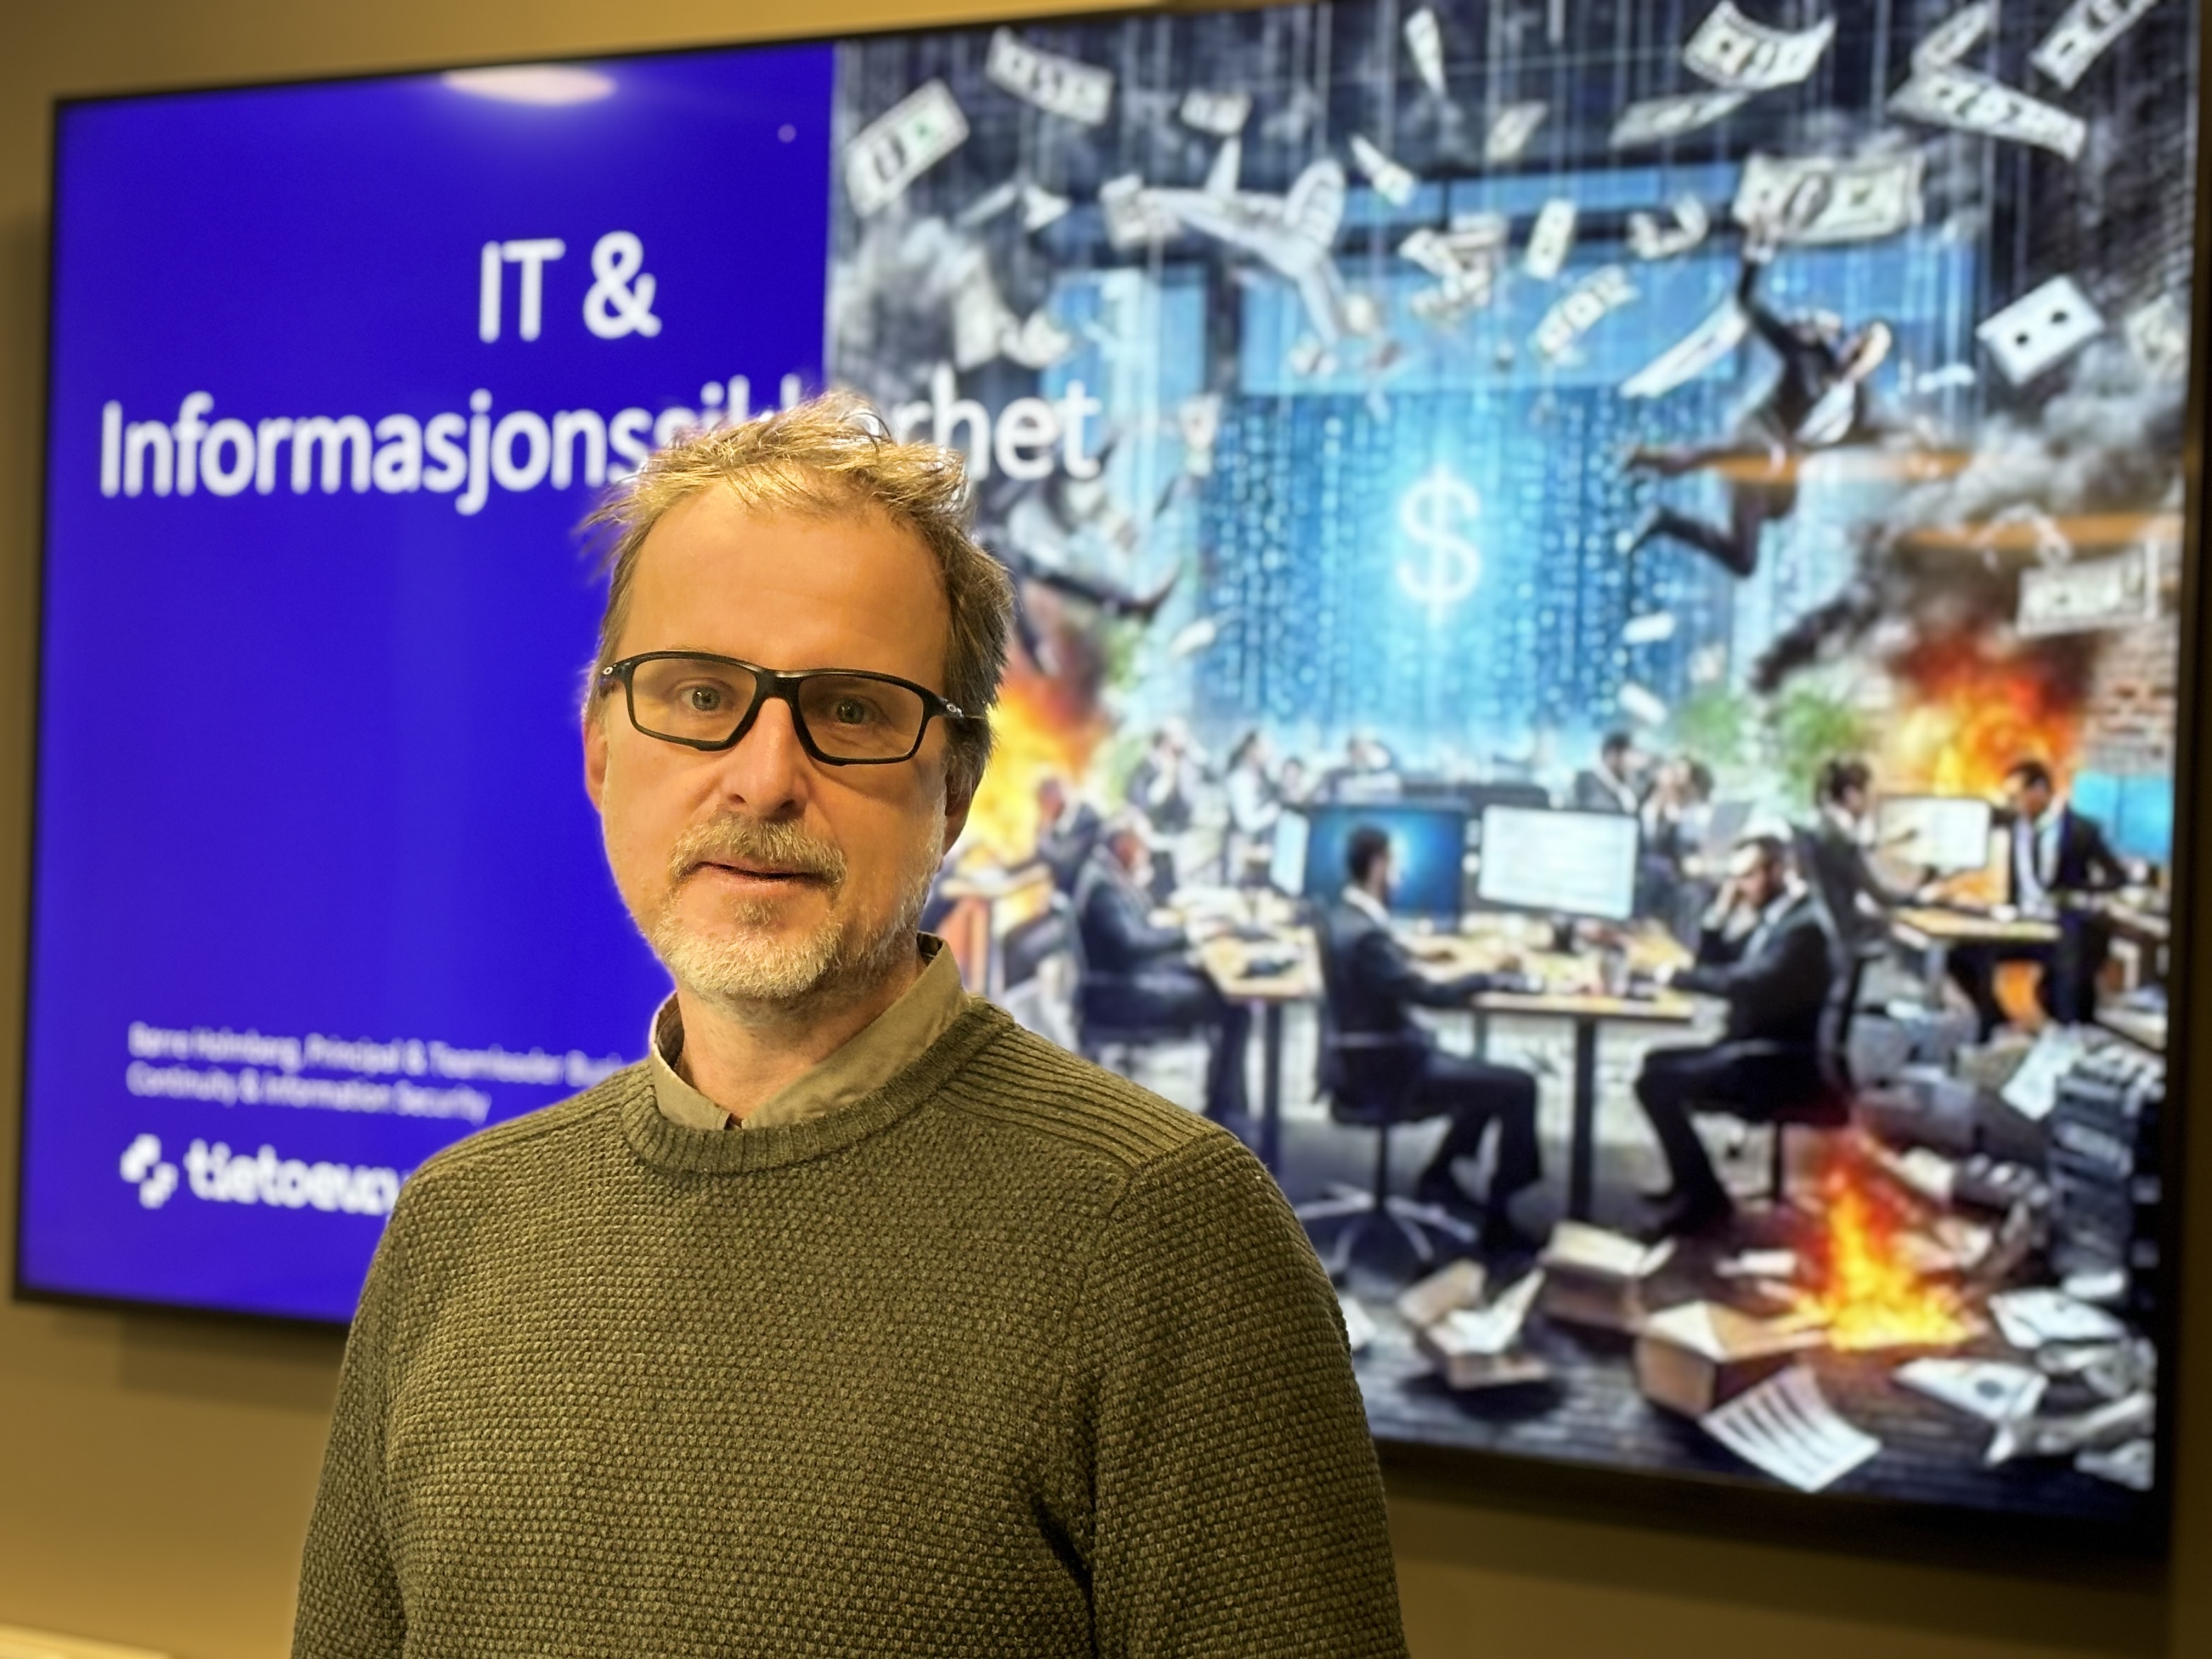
[0,5,2205,1655]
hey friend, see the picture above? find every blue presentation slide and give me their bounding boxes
[25,50,837,1319]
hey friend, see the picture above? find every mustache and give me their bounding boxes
[668,815,848,887]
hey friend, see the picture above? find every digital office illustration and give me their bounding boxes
[21,0,2191,1544]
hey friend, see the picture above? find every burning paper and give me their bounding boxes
[1098,175,1179,249]
[1622,611,1679,646]
[1889,67,2086,161]
[1733,151,1925,244]
[1179,88,1251,136]
[2076,1438,2155,1491]
[1701,1365,1881,1493]
[1621,298,1749,398]
[2020,546,2159,636]
[1348,134,1418,207]
[1523,199,1578,280]
[1915,1,1995,72]
[1792,1172,1980,1351]
[1627,196,1710,260]
[1610,89,1750,149]
[1533,266,1636,360]
[1404,8,1448,97]
[845,81,969,217]
[1339,1293,1378,1354]
[2033,0,2160,91]
[1683,3,1837,92]
[1396,1258,1488,1328]
[1483,100,1548,164]
[1617,681,1670,726]
[1989,1288,2129,1350]
[985,29,1114,126]
[2125,292,2190,382]
[1896,1357,2047,1424]
[1977,275,2106,385]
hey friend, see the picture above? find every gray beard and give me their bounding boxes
[645,815,943,1018]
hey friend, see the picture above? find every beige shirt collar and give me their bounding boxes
[648,935,968,1132]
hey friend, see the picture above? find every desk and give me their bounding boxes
[1468,987,1699,1221]
[1198,932,1322,1171]
[1889,906,2059,1000]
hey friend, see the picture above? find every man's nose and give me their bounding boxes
[708,694,811,812]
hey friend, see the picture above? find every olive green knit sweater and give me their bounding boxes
[294,1000,1407,1657]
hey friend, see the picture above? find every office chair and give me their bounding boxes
[1063,889,1212,1072]
[1293,970,1478,1279]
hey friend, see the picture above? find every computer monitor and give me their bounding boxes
[1267,810,1311,897]
[1475,805,1640,923]
[1876,795,1996,875]
[1296,804,1468,920]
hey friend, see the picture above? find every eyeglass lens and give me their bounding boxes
[626,656,928,760]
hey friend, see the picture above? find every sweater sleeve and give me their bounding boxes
[292,1198,413,1658]
[1066,1132,1407,1657]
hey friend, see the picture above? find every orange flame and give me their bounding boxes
[1791,1165,1978,1352]
[957,666,1109,866]
[1882,639,2082,801]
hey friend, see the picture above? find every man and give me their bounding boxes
[1123,718,1203,834]
[1029,774,1102,896]
[1803,757,1915,951]
[294,397,1404,1657]
[1572,730,1645,815]
[1948,759,2125,1037]
[1621,232,1894,579]
[1634,835,1836,1233]
[1322,827,1542,1250]
[1073,814,1254,1130]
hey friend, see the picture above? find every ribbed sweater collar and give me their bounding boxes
[619,998,1010,1176]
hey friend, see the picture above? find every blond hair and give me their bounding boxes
[586,392,1014,799]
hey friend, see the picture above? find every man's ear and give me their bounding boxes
[584,702,610,812]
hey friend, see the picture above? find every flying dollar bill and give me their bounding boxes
[1733,151,1926,244]
[1627,195,1711,259]
[1915,1,1995,71]
[1401,222,1503,322]
[1002,307,1077,370]
[949,255,1018,370]
[1180,88,1252,136]
[1683,2,1837,92]
[985,27,1114,126]
[1889,66,2086,161]
[1021,183,1071,232]
[1621,298,1749,398]
[1976,274,2106,383]
[1098,174,1180,249]
[1405,9,1448,97]
[2018,545,2158,637]
[1484,100,1548,164]
[1610,89,1750,149]
[1533,266,1637,360]
[1623,612,1680,645]
[2033,0,2161,91]
[1618,682,1671,726]
[845,81,969,217]
[2125,292,2189,381]
[1523,199,1578,280]
[1349,134,1418,207]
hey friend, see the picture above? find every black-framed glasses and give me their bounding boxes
[598,651,966,765]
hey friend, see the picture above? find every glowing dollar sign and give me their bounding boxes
[1395,466,1483,613]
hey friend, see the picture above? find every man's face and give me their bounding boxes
[2006,776,2053,822]
[1732,848,1780,909]
[584,490,967,1011]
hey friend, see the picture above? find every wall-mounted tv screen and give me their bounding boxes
[23,1,2192,1548]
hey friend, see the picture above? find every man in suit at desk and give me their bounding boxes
[1322,827,1541,1249]
[1074,817,1252,1128]
[1635,834,1835,1234]
[1572,730,1646,816]
[1948,759,2125,1038]
[1803,758,1916,951]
